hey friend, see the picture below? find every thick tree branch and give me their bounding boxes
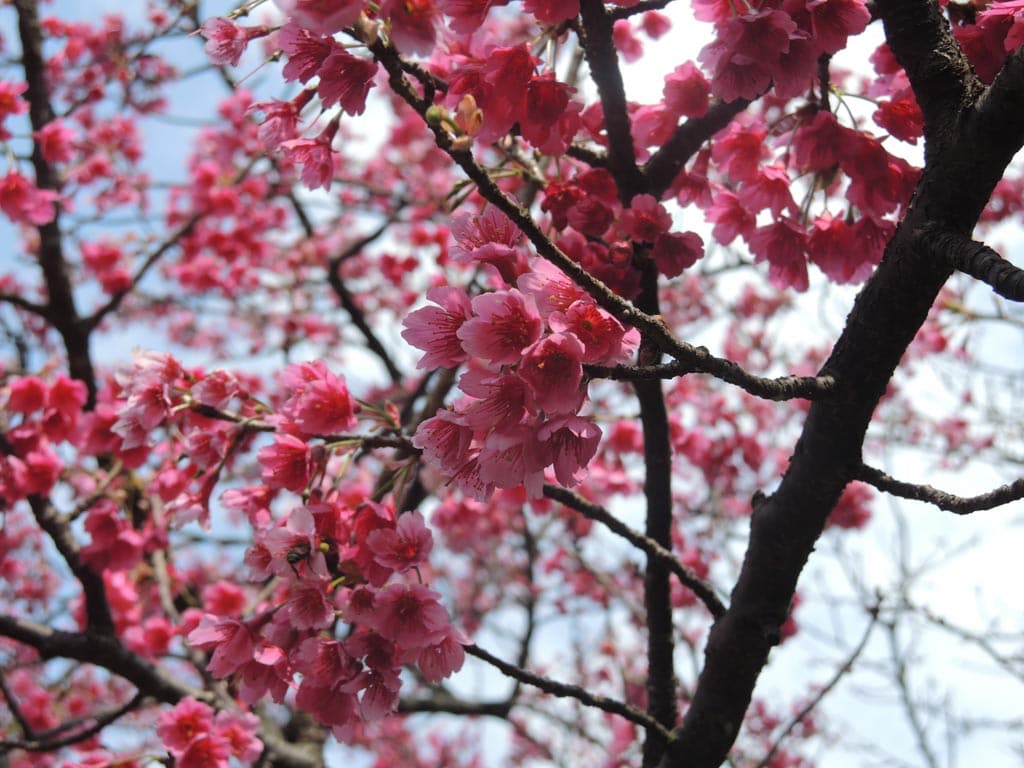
[464,644,672,741]
[543,484,726,618]
[0,616,206,703]
[644,98,750,199]
[13,0,96,406]
[0,615,320,767]
[933,232,1024,301]
[578,0,644,202]
[856,463,1024,514]
[587,359,836,401]
[876,0,981,157]
[26,495,115,635]
[656,4,1024,766]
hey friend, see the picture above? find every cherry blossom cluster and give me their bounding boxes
[105,352,466,737]
[0,374,87,506]
[156,698,262,768]
[401,206,641,500]
[208,0,1024,302]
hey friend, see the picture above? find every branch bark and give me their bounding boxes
[657,2,1024,765]
[856,463,1024,513]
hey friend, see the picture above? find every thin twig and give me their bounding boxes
[464,644,673,741]
[755,601,880,768]
[543,484,726,618]
[587,360,836,401]
[856,463,1024,514]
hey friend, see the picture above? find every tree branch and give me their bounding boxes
[26,495,114,635]
[543,484,726,618]
[0,291,51,320]
[0,693,144,753]
[855,463,1024,514]
[326,216,406,385]
[919,227,1024,301]
[657,4,1024,766]
[952,241,1024,301]
[586,359,835,401]
[578,0,644,203]
[13,0,96,406]
[643,98,750,199]
[876,0,981,156]
[464,644,672,741]
[0,615,320,767]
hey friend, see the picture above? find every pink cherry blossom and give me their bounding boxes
[537,414,602,487]
[200,18,270,66]
[274,0,364,35]
[457,288,543,366]
[517,332,586,415]
[367,510,433,572]
[316,46,378,116]
[372,583,451,648]
[279,360,358,436]
[663,61,710,119]
[401,285,474,369]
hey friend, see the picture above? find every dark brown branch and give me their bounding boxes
[643,98,750,199]
[953,242,1024,301]
[0,615,320,767]
[399,694,511,718]
[921,228,1024,301]
[464,644,672,741]
[855,463,1024,514]
[0,291,50,320]
[543,484,726,618]
[587,359,836,401]
[0,671,33,741]
[0,693,144,753]
[566,143,608,167]
[578,0,644,202]
[26,495,114,635]
[657,4,1024,766]
[326,216,405,385]
[13,0,96,406]
[0,615,205,703]
[876,0,981,157]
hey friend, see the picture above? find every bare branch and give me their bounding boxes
[587,359,836,401]
[578,0,644,202]
[326,214,406,385]
[0,291,50,320]
[0,693,144,754]
[947,236,1024,301]
[855,463,1024,514]
[608,0,674,21]
[26,495,114,635]
[543,484,726,619]
[0,615,320,767]
[464,644,673,741]
[644,98,750,199]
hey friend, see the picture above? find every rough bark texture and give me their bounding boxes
[655,3,1024,766]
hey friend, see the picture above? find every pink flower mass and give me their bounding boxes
[2,1,1021,767]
